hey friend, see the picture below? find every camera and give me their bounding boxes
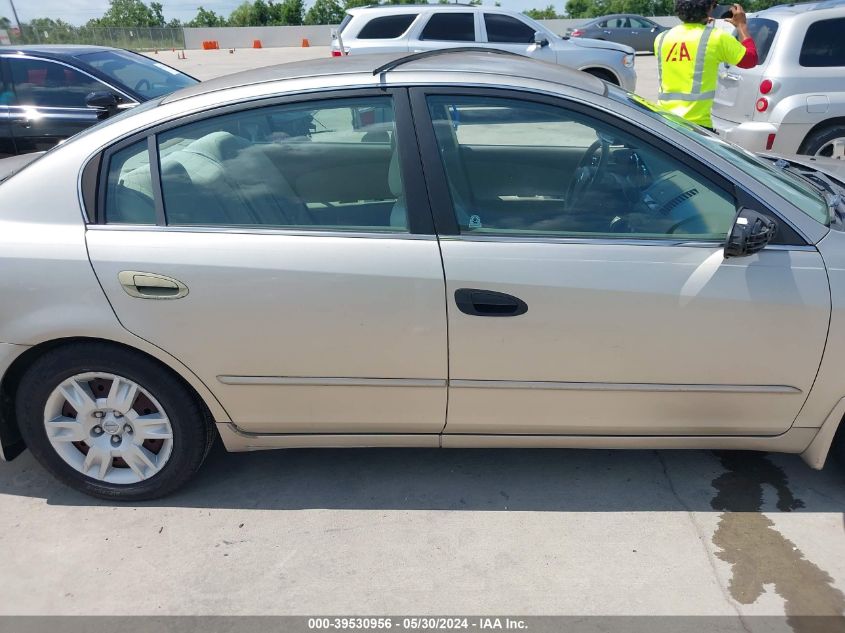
[713,4,734,18]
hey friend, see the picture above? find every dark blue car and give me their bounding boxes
[0,45,197,157]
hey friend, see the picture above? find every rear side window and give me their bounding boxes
[357,14,416,39]
[746,18,779,64]
[484,14,535,44]
[104,139,155,225]
[800,18,845,67]
[421,13,475,41]
[8,57,110,108]
[142,96,406,232]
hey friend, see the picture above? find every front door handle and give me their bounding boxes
[454,288,527,317]
[118,271,189,300]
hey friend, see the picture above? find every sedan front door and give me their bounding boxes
[4,55,117,153]
[0,59,16,157]
[86,90,448,436]
[412,88,830,437]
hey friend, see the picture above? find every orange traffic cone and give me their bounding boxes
[253,39,262,49]
[301,38,310,47]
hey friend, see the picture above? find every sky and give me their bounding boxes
[9,0,569,25]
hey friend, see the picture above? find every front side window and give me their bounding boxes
[426,95,737,239]
[631,18,653,28]
[800,18,845,67]
[357,14,417,39]
[0,65,13,105]
[421,13,475,42]
[484,14,535,43]
[115,96,407,231]
[612,89,830,226]
[75,50,196,99]
[8,57,110,108]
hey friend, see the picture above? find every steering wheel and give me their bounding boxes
[134,78,151,93]
[566,137,610,210]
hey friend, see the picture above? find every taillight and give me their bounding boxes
[766,133,776,150]
[571,29,583,37]
[759,79,773,94]
[756,97,768,112]
[331,50,342,57]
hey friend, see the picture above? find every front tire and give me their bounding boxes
[16,342,214,501]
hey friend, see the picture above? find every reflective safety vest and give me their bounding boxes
[655,23,747,128]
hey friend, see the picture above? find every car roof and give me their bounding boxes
[161,50,606,105]
[0,44,119,58]
[347,4,522,13]
[756,0,845,15]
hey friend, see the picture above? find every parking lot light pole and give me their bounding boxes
[8,0,22,40]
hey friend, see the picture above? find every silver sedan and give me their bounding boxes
[1,50,844,500]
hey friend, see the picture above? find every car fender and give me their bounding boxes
[794,228,845,468]
[772,92,845,127]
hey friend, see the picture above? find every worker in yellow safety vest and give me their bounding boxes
[655,0,758,129]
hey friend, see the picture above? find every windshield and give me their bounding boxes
[609,88,830,226]
[75,50,197,100]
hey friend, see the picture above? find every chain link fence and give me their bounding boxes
[10,26,185,51]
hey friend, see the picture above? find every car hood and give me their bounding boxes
[0,152,45,183]
[565,37,635,55]
[762,153,845,184]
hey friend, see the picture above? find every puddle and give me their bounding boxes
[711,451,845,631]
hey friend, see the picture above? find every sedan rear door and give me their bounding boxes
[411,87,830,438]
[85,89,448,436]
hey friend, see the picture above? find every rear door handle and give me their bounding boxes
[454,288,527,317]
[118,271,189,300]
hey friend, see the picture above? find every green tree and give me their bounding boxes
[276,0,305,24]
[150,1,165,26]
[525,5,559,19]
[186,6,226,26]
[304,0,345,24]
[228,1,254,25]
[564,0,589,17]
[92,0,161,26]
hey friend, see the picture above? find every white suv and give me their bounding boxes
[332,5,637,91]
[712,0,845,157]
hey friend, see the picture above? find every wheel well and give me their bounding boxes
[798,117,845,154]
[582,67,619,85]
[0,337,215,459]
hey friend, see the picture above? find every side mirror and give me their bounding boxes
[86,91,120,119]
[724,208,777,258]
[533,31,550,47]
[651,26,659,32]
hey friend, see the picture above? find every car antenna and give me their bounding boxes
[372,47,523,76]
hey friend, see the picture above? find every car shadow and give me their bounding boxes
[2,442,845,513]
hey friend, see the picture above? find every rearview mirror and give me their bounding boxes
[86,91,120,119]
[533,31,550,47]
[724,208,777,258]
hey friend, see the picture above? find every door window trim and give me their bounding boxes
[88,87,436,236]
[408,86,807,246]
